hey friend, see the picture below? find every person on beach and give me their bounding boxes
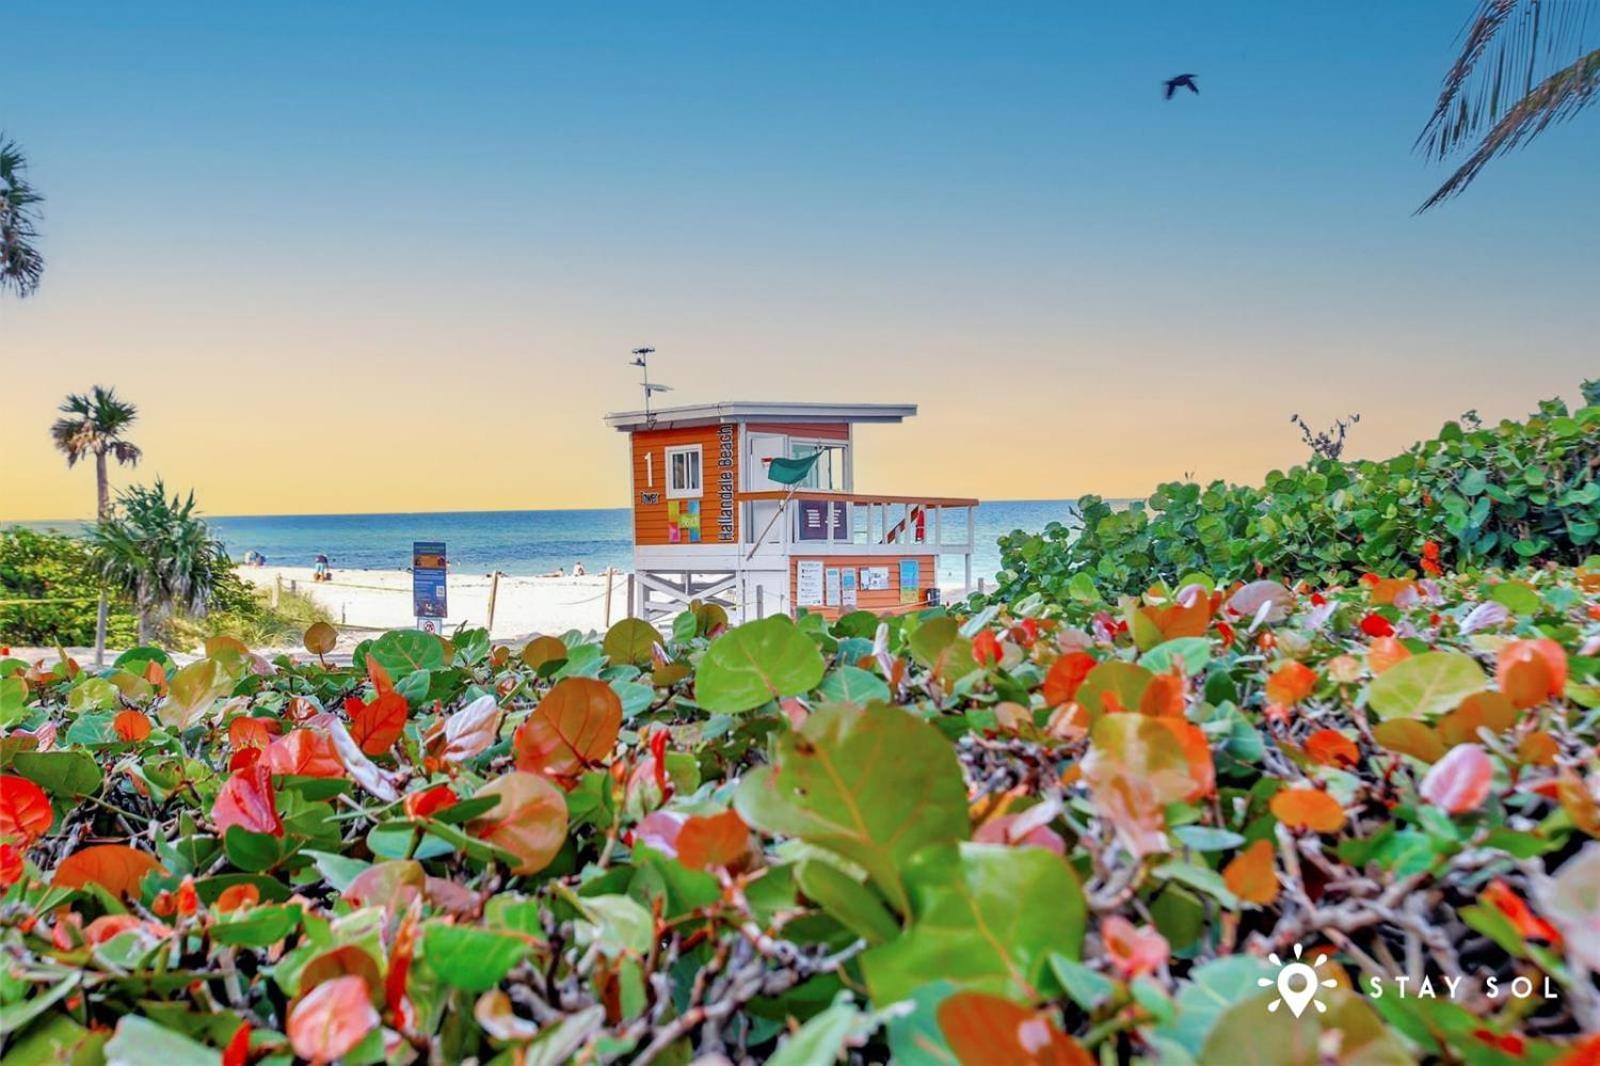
[540,566,564,578]
[572,561,586,576]
[314,553,331,582]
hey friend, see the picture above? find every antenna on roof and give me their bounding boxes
[630,346,671,428]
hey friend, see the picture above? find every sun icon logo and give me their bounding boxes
[1259,944,1338,1017]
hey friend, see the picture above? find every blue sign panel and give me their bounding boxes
[412,541,448,619]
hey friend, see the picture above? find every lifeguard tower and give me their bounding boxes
[604,400,979,624]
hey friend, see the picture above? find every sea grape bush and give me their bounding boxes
[994,389,1600,601]
[1,561,1600,1063]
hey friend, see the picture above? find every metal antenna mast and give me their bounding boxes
[630,347,671,427]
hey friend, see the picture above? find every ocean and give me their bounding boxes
[14,500,1087,587]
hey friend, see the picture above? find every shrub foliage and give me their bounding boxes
[995,392,1599,603]
[2,558,1599,1062]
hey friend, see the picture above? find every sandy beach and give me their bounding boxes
[237,565,627,643]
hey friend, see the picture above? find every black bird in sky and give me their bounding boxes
[1164,74,1199,99]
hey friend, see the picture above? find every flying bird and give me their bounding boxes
[1164,74,1198,99]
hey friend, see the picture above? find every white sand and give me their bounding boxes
[238,566,628,644]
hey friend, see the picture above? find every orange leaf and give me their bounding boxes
[1372,719,1446,763]
[287,974,379,1063]
[1304,729,1360,769]
[213,763,284,838]
[1367,637,1411,675]
[228,716,274,751]
[348,691,409,755]
[1138,669,1186,717]
[1270,788,1346,833]
[216,883,261,912]
[937,991,1093,1066]
[1101,914,1170,978]
[469,771,568,875]
[1140,594,1211,641]
[113,710,152,743]
[263,728,344,777]
[0,774,54,844]
[1438,692,1518,747]
[1518,731,1560,767]
[1496,639,1567,709]
[1265,661,1317,705]
[1041,652,1096,707]
[1222,838,1280,905]
[366,653,394,695]
[53,844,166,899]
[299,944,384,1004]
[675,809,749,871]
[513,678,622,782]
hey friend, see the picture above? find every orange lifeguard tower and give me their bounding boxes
[603,401,979,624]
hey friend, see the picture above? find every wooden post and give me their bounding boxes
[626,573,636,619]
[272,574,282,608]
[603,569,615,627]
[756,584,764,619]
[486,571,501,634]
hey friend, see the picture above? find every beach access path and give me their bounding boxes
[239,565,624,643]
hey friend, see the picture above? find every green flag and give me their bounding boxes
[766,451,823,487]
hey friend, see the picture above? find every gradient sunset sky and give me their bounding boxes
[3,2,1596,521]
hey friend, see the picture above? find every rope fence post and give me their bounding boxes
[603,569,615,628]
[486,571,501,634]
[626,573,635,619]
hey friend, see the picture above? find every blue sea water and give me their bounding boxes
[14,499,1090,586]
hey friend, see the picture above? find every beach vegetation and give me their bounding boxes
[2,549,1598,1061]
[87,481,229,644]
[993,386,1600,603]
[0,133,44,297]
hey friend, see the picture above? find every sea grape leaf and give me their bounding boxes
[513,678,622,780]
[795,859,901,945]
[103,1015,220,1066]
[367,630,446,675]
[602,619,659,667]
[13,750,104,798]
[1076,661,1154,722]
[1152,955,1275,1055]
[1367,652,1486,719]
[734,703,967,913]
[696,616,826,713]
[422,923,529,992]
[816,665,891,706]
[863,842,1087,1004]
[1199,989,1411,1065]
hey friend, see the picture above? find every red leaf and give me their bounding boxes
[348,691,409,756]
[287,974,379,1063]
[402,785,457,820]
[1265,661,1317,705]
[53,844,167,899]
[1304,729,1360,769]
[0,774,54,844]
[1496,638,1567,709]
[213,763,284,838]
[971,630,1003,667]
[1420,742,1494,814]
[366,652,394,695]
[1102,914,1169,978]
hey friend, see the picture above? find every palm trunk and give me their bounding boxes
[94,451,110,666]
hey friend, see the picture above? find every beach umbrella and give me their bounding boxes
[745,451,824,559]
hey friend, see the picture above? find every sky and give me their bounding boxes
[3,2,1597,520]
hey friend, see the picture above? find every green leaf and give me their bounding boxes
[696,616,826,713]
[863,843,1087,1004]
[602,618,659,667]
[816,666,891,706]
[795,859,901,945]
[1367,651,1486,719]
[735,703,968,913]
[367,629,446,675]
[1199,989,1410,1066]
[422,923,530,992]
[1140,637,1214,675]
[222,826,283,873]
[1153,955,1275,1055]
[211,903,303,947]
[12,750,103,798]
[767,997,868,1066]
[103,1016,221,1066]
[1050,954,1117,1011]
[573,894,653,957]
[1488,581,1541,615]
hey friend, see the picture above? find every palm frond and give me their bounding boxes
[0,133,44,298]
[1418,46,1600,210]
[51,386,140,462]
[1418,0,1600,162]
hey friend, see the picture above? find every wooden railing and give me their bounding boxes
[736,490,979,559]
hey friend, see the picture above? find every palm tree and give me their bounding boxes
[51,387,142,662]
[1417,0,1600,211]
[0,135,44,297]
[89,482,229,645]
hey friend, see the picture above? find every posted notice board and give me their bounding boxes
[796,560,824,607]
[413,541,448,620]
